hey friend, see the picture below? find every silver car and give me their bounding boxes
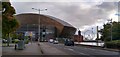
[53,40,59,44]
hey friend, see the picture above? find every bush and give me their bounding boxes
[24,40,29,44]
[14,39,20,43]
[24,36,28,39]
[105,40,120,49]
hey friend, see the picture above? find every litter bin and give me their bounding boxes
[16,40,25,50]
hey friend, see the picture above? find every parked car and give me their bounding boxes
[2,39,7,43]
[49,39,54,43]
[53,40,59,44]
[64,39,74,46]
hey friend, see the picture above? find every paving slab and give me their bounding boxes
[2,42,42,55]
[40,42,69,55]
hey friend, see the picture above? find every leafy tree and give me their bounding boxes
[112,22,120,40]
[0,18,1,39]
[2,2,19,46]
[0,2,1,10]
[99,22,120,41]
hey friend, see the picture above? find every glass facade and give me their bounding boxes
[16,24,56,41]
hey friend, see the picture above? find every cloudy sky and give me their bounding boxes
[10,0,119,39]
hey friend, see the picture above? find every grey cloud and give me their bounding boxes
[11,2,117,29]
[96,2,117,11]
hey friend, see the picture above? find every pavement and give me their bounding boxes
[2,42,42,55]
[40,42,69,55]
[75,44,120,52]
[2,42,120,57]
[74,42,120,52]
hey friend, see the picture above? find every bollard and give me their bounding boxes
[38,43,40,46]
[15,44,17,50]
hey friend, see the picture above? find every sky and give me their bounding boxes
[10,0,119,40]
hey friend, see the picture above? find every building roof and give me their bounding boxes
[16,13,75,28]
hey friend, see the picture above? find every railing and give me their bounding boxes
[74,42,104,47]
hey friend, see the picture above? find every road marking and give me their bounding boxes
[79,52,88,55]
[91,49,96,50]
[65,48,89,55]
[82,48,88,49]
[68,49,74,51]
[64,48,74,51]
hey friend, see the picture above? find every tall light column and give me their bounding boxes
[108,19,112,41]
[32,8,47,43]
[96,26,99,46]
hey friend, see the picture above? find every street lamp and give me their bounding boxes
[27,24,28,32]
[32,8,47,43]
[107,19,112,41]
[32,24,36,41]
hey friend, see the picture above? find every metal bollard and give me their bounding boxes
[15,44,17,50]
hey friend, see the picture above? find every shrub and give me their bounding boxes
[14,39,20,43]
[24,40,29,44]
[24,36,28,39]
[105,40,120,49]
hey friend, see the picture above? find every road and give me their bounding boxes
[40,42,120,57]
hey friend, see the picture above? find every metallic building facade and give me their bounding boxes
[15,13,76,41]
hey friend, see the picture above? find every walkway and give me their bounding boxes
[2,42,42,55]
[40,42,69,55]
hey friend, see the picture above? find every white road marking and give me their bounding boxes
[91,49,96,50]
[79,52,88,55]
[64,48,89,55]
[68,49,74,51]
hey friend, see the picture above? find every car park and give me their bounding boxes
[2,39,7,43]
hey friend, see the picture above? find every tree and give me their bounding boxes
[112,22,120,40]
[0,1,2,11]
[0,1,2,38]
[99,22,120,41]
[2,2,19,46]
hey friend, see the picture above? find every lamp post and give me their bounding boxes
[107,19,112,41]
[27,24,28,32]
[91,28,94,40]
[32,8,47,43]
[33,24,36,41]
[26,24,29,36]
[96,26,99,46]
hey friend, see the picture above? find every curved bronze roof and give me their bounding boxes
[15,13,74,28]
